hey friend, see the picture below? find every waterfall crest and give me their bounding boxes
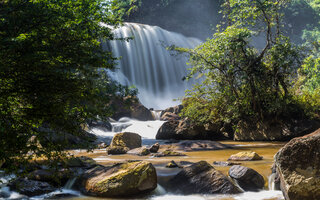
[104,23,202,109]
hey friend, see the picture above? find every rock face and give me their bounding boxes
[9,178,56,196]
[228,151,263,161]
[110,132,141,149]
[229,165,265,191]
[235,118,320,141]
[78,161,157,197]
[274,128,320,200]
[156,120,179,139]
[167,161,241,194]
[111,96,153,121]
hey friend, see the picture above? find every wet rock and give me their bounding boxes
[274,128,320,200]
[167,161,241,194]
[229,165,265,191]
[154,150,186,157]
[0,190,10,198]
[127,147,150,156]
[166,160,179,168]
[28,169,72,186]
[9,178,56,197]
[110,132,141,150]
[228,151,263,161]
[160,112,181,121]
[149,143,160,153]
[107,146,129,155]
[213,161,241,166]
[78,161,157,197]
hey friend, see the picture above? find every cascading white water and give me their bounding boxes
[103,23,202,109]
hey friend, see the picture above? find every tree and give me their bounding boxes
[176,0,302,127]
[0,0,133,171]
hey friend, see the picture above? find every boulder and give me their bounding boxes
[154,150,186,157]
[110,96,153,121]
[274,128,320,200]
[78,161,157,197]
[110,132,141,149]
[167,161,241,194]
[149,143,160,153]
[156,120,179,140]
[127,147,150,156]
[9,178,56,196]
[160,112,181,121]
[235,118,320,141]
[228,151,263,161]
[107,146,129,155]
[229,165,265,191]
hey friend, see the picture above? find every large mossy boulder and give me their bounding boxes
[78,161,157,197]
[110,132,141,149]
[167,161,241,194]
[229,165,265,191]
[274,128,320,200]
[107,146,129,155]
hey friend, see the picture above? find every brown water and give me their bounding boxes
[68,141,285,200]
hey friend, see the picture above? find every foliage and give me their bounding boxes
[177,0,303,126]
[0,0,134,172]
[295,42,320,117]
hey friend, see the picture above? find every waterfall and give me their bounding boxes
[268,173,276,190]
[104,23,202,109]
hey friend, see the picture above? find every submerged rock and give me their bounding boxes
[229,165,265,191]
[9,178,56,197]
[167,161,241,194]
[110,132,141,150]
[78,161,157,197]
[274,128,320,200]
[228,151,263,161]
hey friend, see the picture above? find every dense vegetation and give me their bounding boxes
[0,0,134,171]
[173,0,320,129]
